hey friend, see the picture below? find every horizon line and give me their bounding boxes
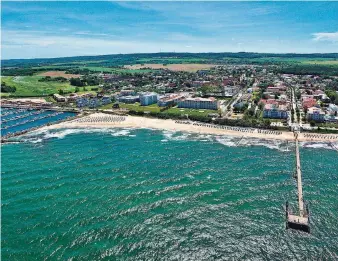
[3,51,338,62]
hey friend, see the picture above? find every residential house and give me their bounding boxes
[263,104,288,119]
[307,107,325,122]
[302,98,317,109]
[120,89,135,96]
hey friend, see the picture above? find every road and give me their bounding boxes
[220,92,243,118]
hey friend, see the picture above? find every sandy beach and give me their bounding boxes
[39,113,338,142]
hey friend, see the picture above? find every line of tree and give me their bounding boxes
[278,64,338,76]
[3,52,338,68]
[69,75,100,87]
[38,76,68,82]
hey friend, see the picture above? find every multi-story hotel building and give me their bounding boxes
[158,94,184,107]
[178,97,219,110]
[140,92,158,106]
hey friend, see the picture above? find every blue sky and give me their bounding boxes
[1,1,338,59]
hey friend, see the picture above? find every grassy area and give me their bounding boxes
[165,107,219,117]
[1,76,98,97]
[99,102,161,112]
[317,122,338,128]
[99,102,218,117]
[0,93,11,97]
[120,103,161,112]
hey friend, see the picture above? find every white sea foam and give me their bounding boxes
[111,130,131,137]
[214,135,293,152]
[30,138,43,144]
[300,141,338,151]
[162,130,191,141]
[215,136,238,147]
[20,127,134,142]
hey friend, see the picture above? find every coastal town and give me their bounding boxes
[2,61,338,142]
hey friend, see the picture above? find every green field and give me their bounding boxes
[1,76,97,97]
[100,102,219,117]
[100,102,161,112]
[302,60,338,66]
[165,107,219,117]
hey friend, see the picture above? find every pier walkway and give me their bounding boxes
[286,131,310,232]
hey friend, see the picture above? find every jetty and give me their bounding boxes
[286,131,310,233]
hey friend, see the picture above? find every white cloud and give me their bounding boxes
[74,31,108,36]
[312,32,338,42]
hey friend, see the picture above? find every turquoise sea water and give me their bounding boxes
[2,128,338,260]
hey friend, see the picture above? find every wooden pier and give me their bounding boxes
[286,132,310,233]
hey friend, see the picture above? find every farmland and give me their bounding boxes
[38,71,81,78]
[301,60,338,66]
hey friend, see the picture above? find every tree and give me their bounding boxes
[70,77,85,87]
[258,102,264,110]
[1,82,16,93]
[200,85,212,96]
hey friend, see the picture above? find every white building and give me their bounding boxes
[140,92,158,106]
[53,94,66,102]
[158,94,183,107]
[307,107,325,122]
[178,97,219,110]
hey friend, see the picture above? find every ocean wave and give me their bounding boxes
[161,130,295,151]
[300,141,338,151]
[14,126,338,151]
[19,127,134,142]
[162,130,191,141]
[215,135,292,152]
[111,130,131,137]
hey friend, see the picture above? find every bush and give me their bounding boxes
[38,76,67,82]
[1,82,16,93]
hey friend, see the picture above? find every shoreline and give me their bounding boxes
[37,113,338,142]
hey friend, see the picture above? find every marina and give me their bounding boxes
[1,107,77,140]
